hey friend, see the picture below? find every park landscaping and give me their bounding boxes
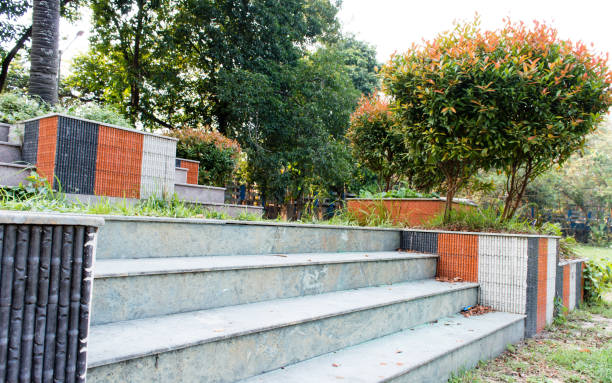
[0,0,612,381]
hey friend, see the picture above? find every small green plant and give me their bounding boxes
[583,256,612,303]
[167,128,241,187]
[589,221,612,247]
[358,186,438,199]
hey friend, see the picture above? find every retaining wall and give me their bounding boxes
[96,216,401,259]
[20,114,177,199]
[0,211,103,382]
[400,229,581,337]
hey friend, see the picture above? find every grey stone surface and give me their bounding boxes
[403,228,561,239]
[0,141,22,163]
[86,280,478,382]
[96,218,402,259]
[175,167,188,184]
[241,312,524,383]
[0,210,104,226]
[0,162,32,186]
[175,183,225,204]
[197,202,264,217]
[0,123,9,142]
[91,252,437,324]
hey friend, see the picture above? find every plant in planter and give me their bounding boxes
[168,128,241,187]
[381,17,612,222]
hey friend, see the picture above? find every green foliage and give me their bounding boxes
[584,257,612,303]
[559,236,579,260]
[0,172,251,220]
[66,0,373,206]
[422,204,561,234]
[0,91,52,122]
[589,221,612,247]
[330,36,379,95]
[347,93,408,191]
[0,91,130,126]
[381,17,612,222]
[358,186,438,199]
[167,128,241,187]
[547,346,612,382]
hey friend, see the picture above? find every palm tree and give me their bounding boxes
[28,0,60,104]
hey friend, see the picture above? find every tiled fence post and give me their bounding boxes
[400,229,583,338]
[0,211,103,382]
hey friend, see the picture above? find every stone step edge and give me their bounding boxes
[94,252,438,278]
[87,280,478,368]
[239,312,525,383]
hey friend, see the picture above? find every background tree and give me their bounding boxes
[29,0,61,104]
[381,21,505,221]
[382,18,612,221]
[488,20,612,220]
[67,0,370,207]
[347,93,407,191]
[168,128,242,187]
[0,0,81,92]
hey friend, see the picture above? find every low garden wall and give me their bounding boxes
[346,198,474,226]
[400,229,584,337]
[556,259,585,313]
[0,211,103,382]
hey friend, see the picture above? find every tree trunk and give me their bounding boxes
[0,27,33,93]
[28,0,60,104]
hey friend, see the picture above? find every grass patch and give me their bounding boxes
[575,245,612,261]
[448,301,612,383]
[422,205,561,236]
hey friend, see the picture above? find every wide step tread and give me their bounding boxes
[87,279,476,368]
[240,312,525,383]
[94,251,436,277]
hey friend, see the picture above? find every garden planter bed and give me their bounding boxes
[346,198,475,226]
[400,229,584,337]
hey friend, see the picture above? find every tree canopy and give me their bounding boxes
[64,0,375,204]
[382,18,612,220]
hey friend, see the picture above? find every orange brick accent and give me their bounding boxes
[346,199,473,226]
[536,238,548,332]
[94,125,143,198]
[563,264,570,309]
[36,116,58,182]
[181,160,199,185]
[437,233,478,282]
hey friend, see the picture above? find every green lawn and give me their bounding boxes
[574,245,612,261]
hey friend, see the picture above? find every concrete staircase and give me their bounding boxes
[0,122,33,186]
[86,218,524,383]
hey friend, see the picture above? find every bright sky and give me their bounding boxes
[60,0,612,72]
[338,0,612,63]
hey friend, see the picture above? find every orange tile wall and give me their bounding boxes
[36,116,58,183]
[181,160,199,185]
[94,125,143,198]
[437,233,478,282]
[346,199,473,226]
[536,238,548,332]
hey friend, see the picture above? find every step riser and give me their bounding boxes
[392,320,524,383]
[92,257,437,325]
[96,219,401,259]
[87,287,478,383]
[0,164,30,186]
[0,143,21,163]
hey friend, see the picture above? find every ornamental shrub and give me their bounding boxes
[168,128,241,187]
[382,17,612,222]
